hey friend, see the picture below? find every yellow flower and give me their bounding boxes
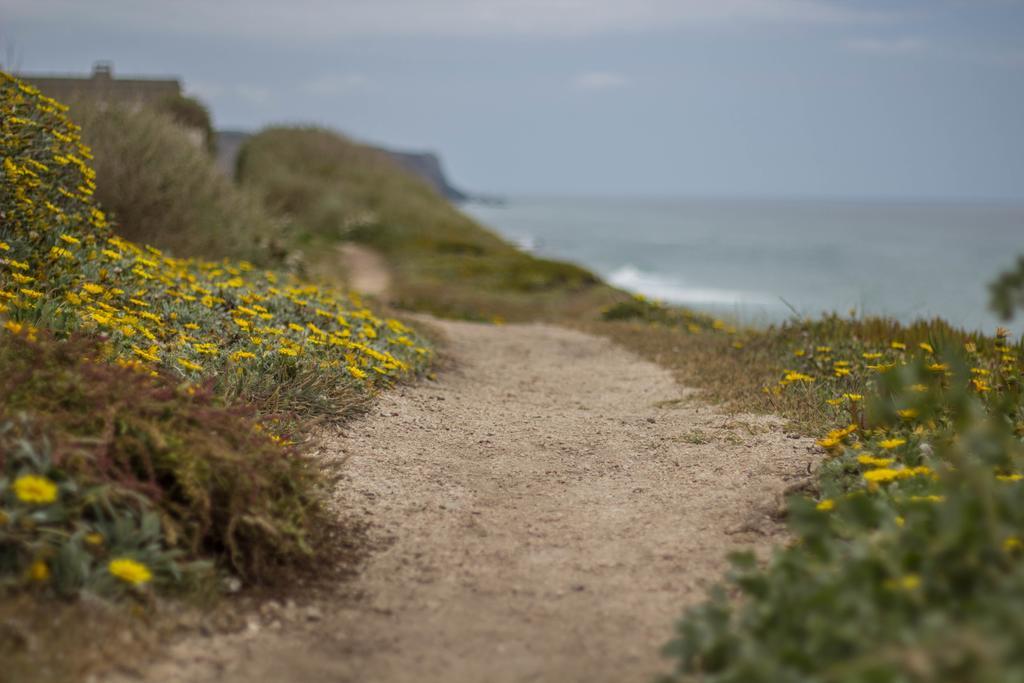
[278,347,299,357]
[85,533,104,546]
[844,393,864,402]
[884,574,920,591]
[0,241,9,251]
[918,342,934,354]
[13,474,58,504]
[890,341,907,351]
[132,345,160,363]
[82,283,104,295]
[997,473,1023,482]
[782,371,815,383]
[864,466,932,484]
[815,499,835,511]
[59,234,81,245]
[863,468,901,484]
[862,352,883,360]
[19,287,43,299]
[897,409,918,420]
[108,558,153,585]
[879,438,906,450]
[177,357,203,372]
[28,559,50,582]
[1004,537,1023,553]
[857,454,894,467]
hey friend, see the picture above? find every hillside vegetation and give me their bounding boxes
[237,127,625,321]
[67,100,284,265]
[0,67,429,626]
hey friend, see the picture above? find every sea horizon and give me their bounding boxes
[464,194,1024,337]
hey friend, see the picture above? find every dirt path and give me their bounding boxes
[338,242,391,298]
[110,320,813,683]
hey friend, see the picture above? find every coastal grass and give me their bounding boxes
[590,301,1002,435]
[236,126,626,322]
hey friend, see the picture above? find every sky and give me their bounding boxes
[3,0,1024,200]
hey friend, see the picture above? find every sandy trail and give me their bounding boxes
[338,243,391,298]
[111,319,813,683]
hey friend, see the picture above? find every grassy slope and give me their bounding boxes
[237,127,626,321]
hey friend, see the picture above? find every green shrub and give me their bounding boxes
[659,323,1024,681]
[991,255,1024,322]
[154,94,215,153]
[66,98,285,264]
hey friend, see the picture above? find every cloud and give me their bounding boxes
[574,72,628,91]
[844,37,928,56]
[3,0,886,40]
[300,74,368,96]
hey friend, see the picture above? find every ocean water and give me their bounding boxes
[463,197,1024,336]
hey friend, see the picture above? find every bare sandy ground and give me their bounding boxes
[338,243,391,298]
[106,319,813,683]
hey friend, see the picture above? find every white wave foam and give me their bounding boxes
[510,233,536,253]
[607,265,778,307]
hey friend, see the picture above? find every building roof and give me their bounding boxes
[19,62,181,105]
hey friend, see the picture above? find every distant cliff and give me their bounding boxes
[378,148,468,202]
[216,131,470,202]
